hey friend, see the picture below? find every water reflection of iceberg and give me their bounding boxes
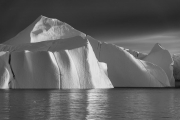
[0,91,10,120]
[24,91,49,120]
[86,89,109,120]
[48,90,110,120]
[49,90,87,120]
[48,91,62,120]
[69,90,87,120]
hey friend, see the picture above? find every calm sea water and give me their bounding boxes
[0,88,180,120]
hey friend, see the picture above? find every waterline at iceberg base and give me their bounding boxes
[0,16,175,89]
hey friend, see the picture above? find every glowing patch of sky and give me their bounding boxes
[105,31,180,54]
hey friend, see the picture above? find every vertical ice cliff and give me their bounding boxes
[0,52,14,89]
[0,15,175,88]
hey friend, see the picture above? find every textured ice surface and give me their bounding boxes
[31,16,86,43]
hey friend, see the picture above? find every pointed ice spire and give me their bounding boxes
[148,43,163,55]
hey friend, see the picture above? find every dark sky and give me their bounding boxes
[0,0,180,53]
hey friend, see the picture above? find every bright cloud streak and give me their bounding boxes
[106,31,180,54]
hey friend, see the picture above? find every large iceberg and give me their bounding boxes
[0,16,175,88]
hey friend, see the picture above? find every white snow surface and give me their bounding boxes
[0,15,175,88]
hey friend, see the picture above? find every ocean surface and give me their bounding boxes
[0,88,180,120]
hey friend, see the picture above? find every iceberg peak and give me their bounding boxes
[3,15,86,45]
[148,43,163,54]
[31,15,86,43]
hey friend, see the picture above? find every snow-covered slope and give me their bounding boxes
[0,15,174,88]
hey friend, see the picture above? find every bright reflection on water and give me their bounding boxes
[86,89,110,120]
[1,88,180,120]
